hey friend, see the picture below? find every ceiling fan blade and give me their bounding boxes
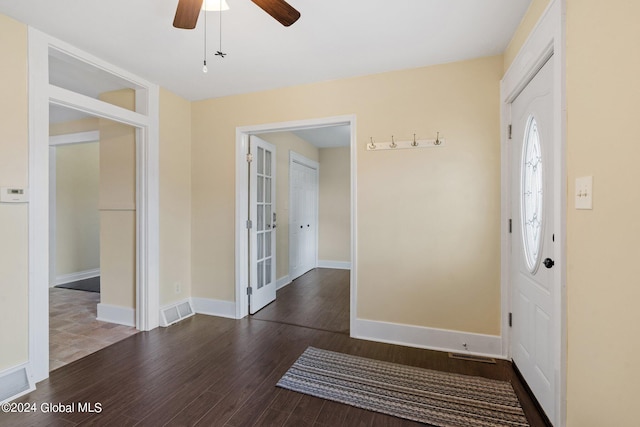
[251,0,301,27]
[173,0,204,29]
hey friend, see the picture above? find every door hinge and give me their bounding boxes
[508,124,512,140]
[508,312,513,328]
[246,153,253,163]
[509,219,512,233]
[246,219,252,229]
[247,286,252,295]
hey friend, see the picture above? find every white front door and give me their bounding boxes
[249,136,276,314]
[289,152,318,280]
[510,55,557,422]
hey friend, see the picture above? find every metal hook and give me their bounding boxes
[434,132,441,146]
[411,133,418,147]
[390,135,397,148]
[368,137,377,150]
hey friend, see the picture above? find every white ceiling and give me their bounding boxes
[292,125,350,148]
[0,0,531,102]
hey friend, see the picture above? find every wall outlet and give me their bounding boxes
[175,282,181,294]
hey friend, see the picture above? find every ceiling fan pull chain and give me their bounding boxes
[215,0,227,58]
[203,0,208,72]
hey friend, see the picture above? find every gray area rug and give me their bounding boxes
[277,347,529,427]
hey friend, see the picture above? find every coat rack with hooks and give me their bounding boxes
[366,133,445,151]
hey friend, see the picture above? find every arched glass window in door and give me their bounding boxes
[521,115,544,272]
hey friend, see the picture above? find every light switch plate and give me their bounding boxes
[575,176,593,210]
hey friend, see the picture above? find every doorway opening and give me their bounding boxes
[28,30,160,383]
[234,116,357,335]
[48,106,139,371]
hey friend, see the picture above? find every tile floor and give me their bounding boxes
[49,287,139,371]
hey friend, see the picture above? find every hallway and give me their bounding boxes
[251,268,350,334]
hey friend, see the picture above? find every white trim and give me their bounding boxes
[49,131,100,146]
[96,303,136,327]
[191,297,238,319]
[0,363,35,404]
[276,275,292,290]
[317,260,351,270]
[28,27,51,385]
[500,1,566,425]
[54,268,100,286]
[290,151,319,170]
[28,28,160,384]
[235,115,357,323]
[352,318,504,359]
[49,85,149,127]
[48,146,57,287]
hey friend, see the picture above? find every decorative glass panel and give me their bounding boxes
[521,116,544,272]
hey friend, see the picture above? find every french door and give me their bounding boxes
[248,136,276,314]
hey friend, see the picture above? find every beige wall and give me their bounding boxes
[318,147,350,263]
[565,1,640,425]
[159,88,192,306]
[49,117,100,136]
[257,132,319,280]
[55,142,100,276]
[0,14,28,371]
[192,56,503,335]
[503,0,551,72]
[99,91,136,309]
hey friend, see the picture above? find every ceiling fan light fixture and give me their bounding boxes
[202,0,230,11]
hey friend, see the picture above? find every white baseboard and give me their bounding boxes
[53,268,100,287]
[276,275,292,290]
[191,297,237,319]
[96,303,136,327]
[317,260,351,270]
[352,318,504,359]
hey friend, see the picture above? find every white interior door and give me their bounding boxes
[510,55,557,422]
[249,136,276,314]
[289,152,318,280]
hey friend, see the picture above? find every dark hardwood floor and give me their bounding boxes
[251,268,350,334]
[1,268,548,427]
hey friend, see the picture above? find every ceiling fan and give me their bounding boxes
[173,0,301,29]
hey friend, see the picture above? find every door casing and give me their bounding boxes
[234,116,357,330]
[28,28,160,383]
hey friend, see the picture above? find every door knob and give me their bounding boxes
[543,258,554,269]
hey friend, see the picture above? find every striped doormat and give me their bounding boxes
[277,347,529,427]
